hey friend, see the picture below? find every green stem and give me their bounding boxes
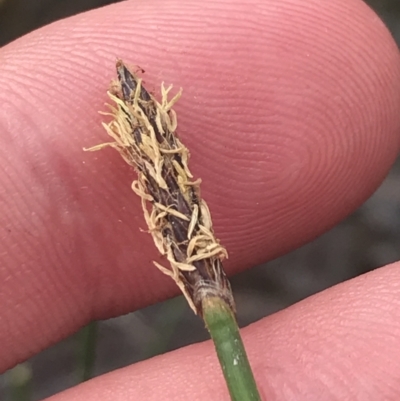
[202,297,262,401]
[78,321,98,382]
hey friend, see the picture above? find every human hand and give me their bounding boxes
[1,0,400,400]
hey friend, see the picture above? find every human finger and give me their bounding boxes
[0,0,399,372]
[44,262,400,401]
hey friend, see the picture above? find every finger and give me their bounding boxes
[43,262,400,401]
[1,0,400,371]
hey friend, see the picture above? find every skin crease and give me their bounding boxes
[0,0,399,399]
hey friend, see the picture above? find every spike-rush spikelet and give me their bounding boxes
[86,60,235,316]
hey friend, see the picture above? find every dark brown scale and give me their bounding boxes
[169,215,189,244]
[176,191,193,219]
[170,237,188,264]
[133,127,142,145]
[143,167,191,247]
[117,62,151,102]
[133,98,166,145]
[144,174,162,203]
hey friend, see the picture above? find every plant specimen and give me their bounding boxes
[86,60,262,401]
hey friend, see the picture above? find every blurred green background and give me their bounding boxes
[0,1,399,400]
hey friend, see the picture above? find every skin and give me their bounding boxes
[0,0,400,399]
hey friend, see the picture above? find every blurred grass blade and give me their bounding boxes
[8,363,32,401]
[77,321,98,382]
